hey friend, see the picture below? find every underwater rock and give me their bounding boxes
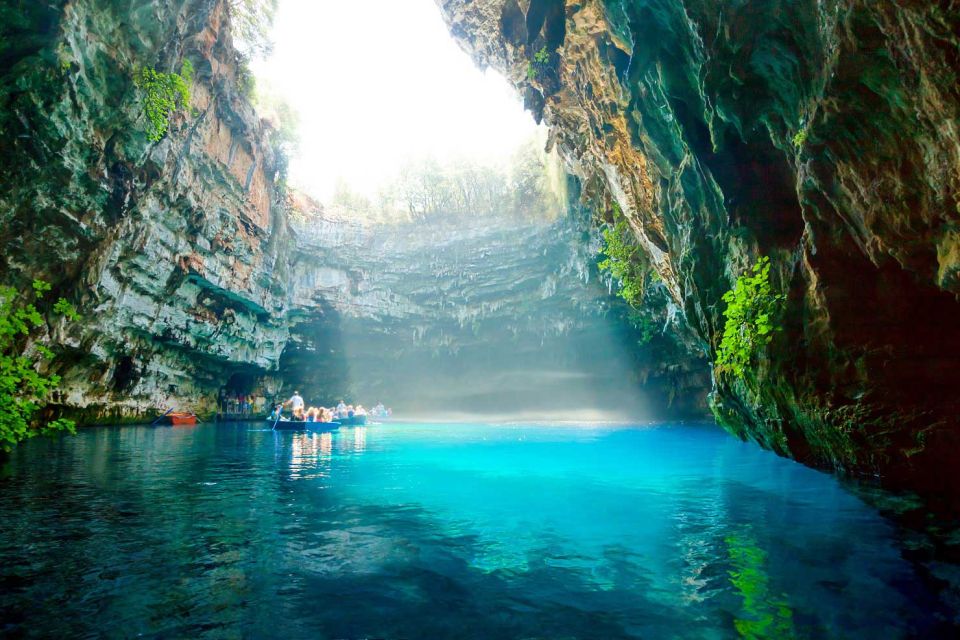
[436,0,960,499]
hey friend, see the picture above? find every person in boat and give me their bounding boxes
[292,406,306,421]
[268,404,283,421]
[347,405,355,419]
[319,407,334,423]
[355,404,367,417]
[336,400,347,418]
[305,407,318,423]
[286,391,305,415]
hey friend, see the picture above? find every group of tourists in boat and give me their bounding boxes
[267,391,391,426]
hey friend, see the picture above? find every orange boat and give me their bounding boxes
[167,412,197,426]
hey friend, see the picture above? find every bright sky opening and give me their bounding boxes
[252,0,543,202]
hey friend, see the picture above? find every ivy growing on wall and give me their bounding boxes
[598,215,661,344]
[599,218,646,308]
[526,46,551,81]
[715,256,784,379]
[0,280,79,451]
[134,60,194,142]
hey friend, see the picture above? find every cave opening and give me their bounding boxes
[5,0,960,635]
[223,371,257,396]
[247,0,702,421]
[111,355,139,393]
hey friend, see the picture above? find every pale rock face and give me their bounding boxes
[436,0,960,498]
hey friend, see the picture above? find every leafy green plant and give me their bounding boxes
[0,280,79,451]
[55,43,72,74]
[598,219,646,308]
[792,128,807,148]
[527,46,551,81]
[598,217,664,345]
[53,298,81,321]
[626,307,656,345]
[134,60,194,142]
[715,256,784,379]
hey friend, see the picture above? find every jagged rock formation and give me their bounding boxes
[437,0,960,499]
[1,0,291,421]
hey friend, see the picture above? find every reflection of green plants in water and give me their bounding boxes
[725,530,795,639]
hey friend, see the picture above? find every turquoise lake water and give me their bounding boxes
[0,421,953,638]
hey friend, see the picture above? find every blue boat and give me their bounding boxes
[268,419,341,431]
[337,415,367,426]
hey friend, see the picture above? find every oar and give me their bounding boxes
[150,407,174,426]
[271,405,283,431]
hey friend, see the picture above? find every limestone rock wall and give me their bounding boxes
[0,0,291,421]
[436,0,960,498]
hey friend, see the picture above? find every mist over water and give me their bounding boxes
[286,197,697,420]
[343,332,657,422]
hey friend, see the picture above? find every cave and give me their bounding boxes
[110,355,139,393]
[1,0,960,636]
[222,370,258,396]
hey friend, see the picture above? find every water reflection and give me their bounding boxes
[353,426,367,453]
[290,432,334,480]
[0,422,952,639]
[725,527,796,639]
[288,428,371,480]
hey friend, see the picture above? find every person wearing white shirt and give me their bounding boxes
[287,391,304,413]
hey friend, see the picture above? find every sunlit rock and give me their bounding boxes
[436,0,960,499]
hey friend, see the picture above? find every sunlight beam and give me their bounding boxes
[252,0,542,201]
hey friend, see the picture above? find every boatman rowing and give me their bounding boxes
[286,391,304,414]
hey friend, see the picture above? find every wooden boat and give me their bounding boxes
[269,419,341,431]
[167,412,197,426]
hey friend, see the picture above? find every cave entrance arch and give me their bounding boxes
[218,370,264,418]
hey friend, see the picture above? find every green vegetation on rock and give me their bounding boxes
[0,280,79,451]
[792,128,808,149]
[55,43,72,74]
[715,256,784,379]
[598,216,662,344]
[228,1,279,98]
[599,218,646,308]
[134,60,194,142]
[527,46,550,81]
[229,0,279,58]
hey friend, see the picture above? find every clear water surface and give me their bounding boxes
[0,421,952,638]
